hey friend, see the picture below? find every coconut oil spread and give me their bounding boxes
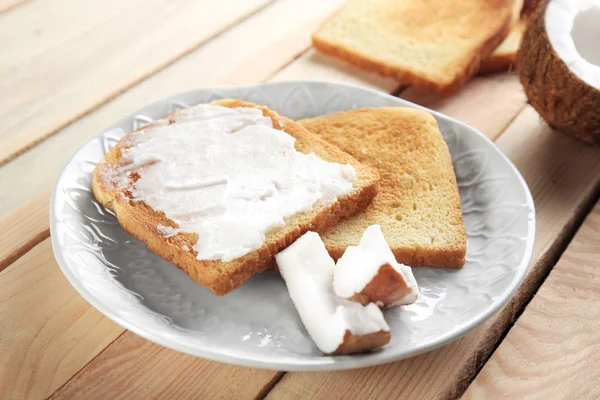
[107,105,357,262]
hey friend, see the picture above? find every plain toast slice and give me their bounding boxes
[479,19,527,74]
[93,99,379,295]
[480,0,527,74]
[299,107,466,268]
[312,0,517,95]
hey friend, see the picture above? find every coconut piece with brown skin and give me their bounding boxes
[276,231,391,355]
[334,225,419,309]
[517,0,600,144]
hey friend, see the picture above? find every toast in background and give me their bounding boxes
[480,19,527,74]
[312,0,517,95]
[300,108,466,268]
[93,99,380,295]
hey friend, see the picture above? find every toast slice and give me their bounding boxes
[312,0,517,95]
[93,99,379,295]
[479,19,527,74]
[480,0,527,74]
[299,107,466,268]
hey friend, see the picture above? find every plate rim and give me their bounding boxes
[50,80,536,371]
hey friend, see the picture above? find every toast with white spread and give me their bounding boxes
[92,99,379,295]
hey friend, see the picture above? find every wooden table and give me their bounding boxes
[2,1,599,399]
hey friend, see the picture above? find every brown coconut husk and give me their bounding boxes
[517,0,600,144]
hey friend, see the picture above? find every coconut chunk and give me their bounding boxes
[334,225,419,308]
[276,232,391,355]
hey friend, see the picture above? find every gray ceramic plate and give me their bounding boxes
[50,81,535,371]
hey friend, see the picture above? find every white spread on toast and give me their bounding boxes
[110,105,356,262]
[334,225,419,308]
[276,232,390,354]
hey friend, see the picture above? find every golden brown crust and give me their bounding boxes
[332,330,391,355]
[312,0,515,96]
[93,99,379,295]
[300,107,467,268]
[479,17,528,74]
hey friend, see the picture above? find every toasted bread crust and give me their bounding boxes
[93,99,379,295]
[480,18,527,74]
[312,0,515,95]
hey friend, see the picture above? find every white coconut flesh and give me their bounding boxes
[276,232,390,354]
[333,225,419,307]
[545,0,600,88]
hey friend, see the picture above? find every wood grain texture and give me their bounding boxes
[402,73,526,139]
[51,334,282,400]
[0,189,50,272]
[0,0,272,166]
[0,0,28,14]
[464,202,600,399]
[264,109,600,399]
[0,0,143,72]
[270,49,399,91]
[0,0,343,220]
[0,239,124,400]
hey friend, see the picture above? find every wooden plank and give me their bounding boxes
[264,106,600,399]
[0,0,272,166]
[270,49,399,91]
[402,73,526,140]
[0,239,124,400]
[0,0,28,14]
[0,189,50,272]
[50,334,283,400]
[0,0,143,72]
[0,0,343,220]
[464,201,600,399]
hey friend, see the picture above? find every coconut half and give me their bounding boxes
[517,0,600,144]
[276,232,391,355]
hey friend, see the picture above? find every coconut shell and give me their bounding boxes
[521,0,541,16]
[517,0,600,144]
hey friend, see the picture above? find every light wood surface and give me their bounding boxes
[0,0,143,72]
[270,49,400,91]
[1,1,598,399]
[464,202,600,400]
[0,239,123,399]
[52,334,283,400]
[0,0,272,166]
[0,0,27,14]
